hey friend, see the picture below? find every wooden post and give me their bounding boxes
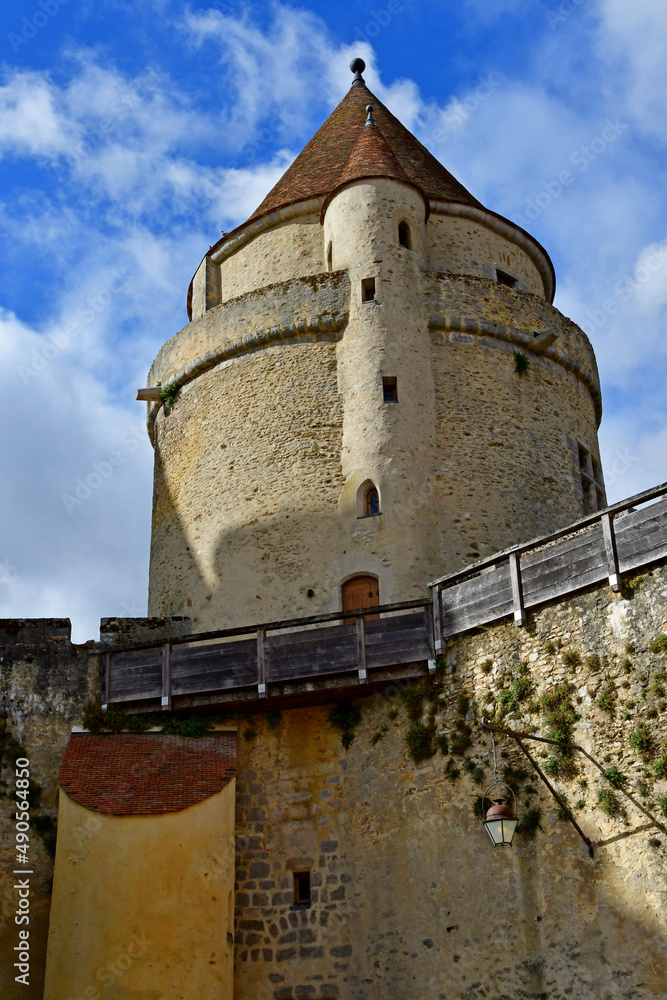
[509,552,526,627]
[356,616,367,681]
[257,629,267,695]
[161,643,171,710]
[428,587,440,672]
[601,512,620,592]
[432,584,442,655]
[102,653,110,711]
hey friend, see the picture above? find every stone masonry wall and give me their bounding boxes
[2,562,667,999]
[232,563,667,1000]
[149,270,350,394]
[426,214,546,296]
[148,339,346,626]
[430,330,599,565]
[426,272,599,383]
[218,216,326,303]
[0,620,97,1000]
[147,182,601,632]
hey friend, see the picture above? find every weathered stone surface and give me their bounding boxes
[0,621,97,1000]
[232,566,667,999]
[146,180,602,634]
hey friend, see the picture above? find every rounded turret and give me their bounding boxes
[145,65,603,631]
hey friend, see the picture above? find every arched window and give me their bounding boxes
[365,487,380,517]
[357,480,381,517]
[398,221,412,249]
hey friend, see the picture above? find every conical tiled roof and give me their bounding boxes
[186,66,557,318]
[249,80,483,222]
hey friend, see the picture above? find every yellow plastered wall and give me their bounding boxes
[43,780,235,1000]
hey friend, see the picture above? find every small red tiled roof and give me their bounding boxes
[336,118,412,189]
[59,733,237,815]
[250,81,482,222]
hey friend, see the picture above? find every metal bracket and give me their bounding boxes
[482,718,667,854]
[482,718,593,856]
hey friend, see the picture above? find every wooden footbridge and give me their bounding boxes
[100,483,667,713]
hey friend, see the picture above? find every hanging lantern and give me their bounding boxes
[482,782,518,847]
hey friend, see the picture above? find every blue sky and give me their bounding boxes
[1,0,666,640]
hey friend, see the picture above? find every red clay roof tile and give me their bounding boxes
[250,82,482,222]
[336,118,412,188]
[59,733,237,816]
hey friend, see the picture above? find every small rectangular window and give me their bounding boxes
[293,871,311,907]
[382,377,398,402]
[362,277,376,302]
[496,268,518,289]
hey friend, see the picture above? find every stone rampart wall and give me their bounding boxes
[218,216,326,303]
[0,621,96,1000]
[232,563,667,1000]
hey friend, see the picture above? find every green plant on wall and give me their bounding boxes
[405,722,437,762]
[603,765,627,789]
[329,701,362,750]
[597,786,623,818]
[82,700,238,737]
[540,682,581,779]
[597,689,615,713]
[160,383,180,412]
[513,350,530,377]
[629,725,656,761]
[497,662,533,716]
[516,807,543,836]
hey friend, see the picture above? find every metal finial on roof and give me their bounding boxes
[365,105,376,127]
[350,57,366,87]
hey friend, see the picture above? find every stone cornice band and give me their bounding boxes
[429,314,602,426]
[210,197,327,266]
[188,197,555,317]
[146,310,349,444]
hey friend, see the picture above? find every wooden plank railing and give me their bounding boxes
[100,600,435,711]
[429,482,667,647]
[100,482,667,712]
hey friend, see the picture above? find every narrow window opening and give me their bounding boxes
[362,277,376,302]
[496,268,519,289]
[577,442,605,514]
[365,488,380,517]
[398,221,412,249]
[293,871,311,908]
[327,241,333,272]
[382,377,398,403]
[357,479,381,518]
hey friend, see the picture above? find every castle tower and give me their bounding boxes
[145,60,603,631]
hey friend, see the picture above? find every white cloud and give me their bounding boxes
[596,0,667,140]
[0,71,77,157]
[0,308,153,641]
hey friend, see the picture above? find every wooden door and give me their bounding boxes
[342,576,380,622]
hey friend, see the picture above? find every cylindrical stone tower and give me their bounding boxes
[145,61,603,631]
